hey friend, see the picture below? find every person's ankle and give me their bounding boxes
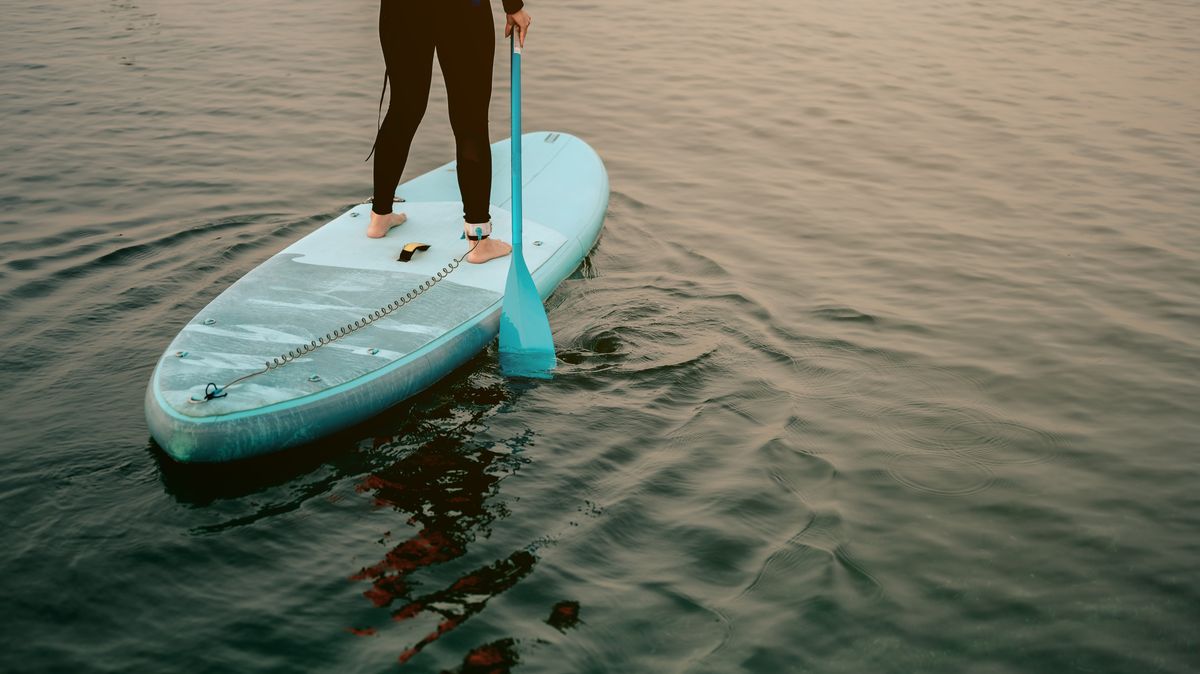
[464,219,493,241]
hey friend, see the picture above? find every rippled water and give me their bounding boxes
[2,0,1198,672]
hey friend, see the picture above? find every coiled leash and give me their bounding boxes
[189,217,486,404]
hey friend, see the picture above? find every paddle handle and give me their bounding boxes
[511,34,522,253]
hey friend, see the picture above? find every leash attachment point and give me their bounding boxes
[188,382,227,404]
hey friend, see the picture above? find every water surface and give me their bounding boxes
[1,0,1198,672]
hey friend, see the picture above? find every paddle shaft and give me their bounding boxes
[497,31,554,377]
[510,36,523,255]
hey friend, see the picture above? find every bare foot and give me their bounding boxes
[367,211,407,238]
[466,237,512,264]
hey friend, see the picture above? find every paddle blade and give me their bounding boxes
[499,253,556,379]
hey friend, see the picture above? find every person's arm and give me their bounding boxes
[503,2,532,48]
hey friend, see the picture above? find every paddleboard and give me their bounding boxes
[145,132,607,462]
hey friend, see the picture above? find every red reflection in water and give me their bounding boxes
[394,550,536,664]
[349,441,507,609]
[347,436,536,666]
[351,528,461,606]
[451,638,519,674]
[546,600,581,632]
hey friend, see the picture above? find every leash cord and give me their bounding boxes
[190,236,480,403]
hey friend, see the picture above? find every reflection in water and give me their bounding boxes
[152,359,585,668]
[348,425,541,666]
[151,435,347,508]
[546,600,581,632]
[392,551,536,665]
[350,434,519,605]
[447,638,520,674]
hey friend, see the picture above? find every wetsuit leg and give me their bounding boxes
[435,1,496,225]
[372,2,436,215]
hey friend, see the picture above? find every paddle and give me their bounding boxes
[498,33,556,378]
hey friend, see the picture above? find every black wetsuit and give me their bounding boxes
[371,0,526,225]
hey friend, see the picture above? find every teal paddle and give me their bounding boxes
[498,33,556,378]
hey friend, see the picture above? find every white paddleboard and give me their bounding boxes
[145,132,607,462]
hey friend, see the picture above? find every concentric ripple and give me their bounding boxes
[885,453,997,497]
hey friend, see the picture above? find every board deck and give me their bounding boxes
[145,132,607,462]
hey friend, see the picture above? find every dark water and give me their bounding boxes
[2,0,1199,672]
